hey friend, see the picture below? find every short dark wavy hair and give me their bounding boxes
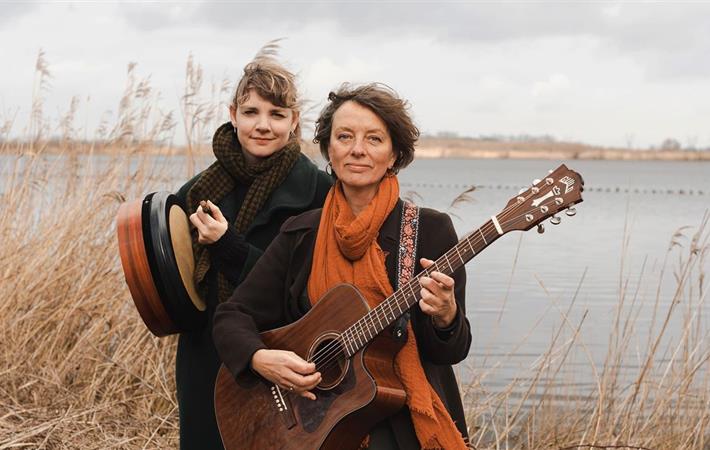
[313,83,419,173]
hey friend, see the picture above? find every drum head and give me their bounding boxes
[169,204,206,311]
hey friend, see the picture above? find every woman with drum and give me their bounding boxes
[175,54,332,449]
[213,84,471,449]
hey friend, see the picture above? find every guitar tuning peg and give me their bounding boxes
[518,187,527,195]
[532,179,541,185]
[537,223,545,234]
[565,207,577,217]
[548,169,553,174]
[550,215,561,225]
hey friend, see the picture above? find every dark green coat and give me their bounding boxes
[175,154,332,450]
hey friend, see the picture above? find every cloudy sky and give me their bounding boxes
[2,1,710,148]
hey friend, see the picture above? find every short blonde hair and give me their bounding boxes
[232,58,302,137]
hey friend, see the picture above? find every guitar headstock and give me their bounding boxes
[500,164,584,233]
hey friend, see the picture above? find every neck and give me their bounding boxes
[341,183,378,216]
[241,148,261,166]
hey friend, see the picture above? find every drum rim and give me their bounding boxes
[144,192,205,331]
[117,197,178,337]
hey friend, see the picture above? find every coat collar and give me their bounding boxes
[247,154,321,233]
[378,198,403,253]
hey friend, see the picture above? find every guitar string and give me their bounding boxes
[308,184,576,371]
[308,198,524,368]
[308,191,566,371]
[305,182,551,367]
[307,192,573,373]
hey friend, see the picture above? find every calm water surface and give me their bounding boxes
[399,159,709,395]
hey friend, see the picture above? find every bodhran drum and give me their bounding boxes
[116,191,206,336]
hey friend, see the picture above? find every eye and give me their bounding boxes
[242,109,256,116]
[271,111,287,118]
[337,133,352,141]
[368,135,383,143]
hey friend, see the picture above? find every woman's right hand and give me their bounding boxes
[189,200,228,244]
[250,349,322,400]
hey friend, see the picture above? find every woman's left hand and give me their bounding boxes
[418,257,457,328]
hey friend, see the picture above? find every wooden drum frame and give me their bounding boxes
[117,192,206,336]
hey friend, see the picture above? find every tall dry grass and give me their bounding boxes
[0,51,208,448]
[0,152,179,448]
[1,51,709,449]
[462,215,709,449]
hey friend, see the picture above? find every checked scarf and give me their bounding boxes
[186,121,300,303]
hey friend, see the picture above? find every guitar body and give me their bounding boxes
[214,284,407,450]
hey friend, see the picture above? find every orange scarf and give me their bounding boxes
[307,176,467,450]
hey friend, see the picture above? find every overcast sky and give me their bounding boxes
[2,1,710,148]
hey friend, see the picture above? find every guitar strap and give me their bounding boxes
[392,201,420,342]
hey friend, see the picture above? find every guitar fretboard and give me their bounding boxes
[339,218,502,357]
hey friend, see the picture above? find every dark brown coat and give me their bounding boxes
[213,199,471,448]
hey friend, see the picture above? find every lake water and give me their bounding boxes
[397,158,709,400]
[2,155,709,399]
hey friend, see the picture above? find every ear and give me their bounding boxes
[290,110,300,133]
[228,104,237,127]
[327,143,334,162]
[388,149,397,169]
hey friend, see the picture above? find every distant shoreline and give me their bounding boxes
[3,138,709,161]
[413,137,710,161]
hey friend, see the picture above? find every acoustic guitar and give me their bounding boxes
[214,164,584,449]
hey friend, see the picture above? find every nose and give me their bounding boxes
[255,114,270,133]
[351,137,366,156]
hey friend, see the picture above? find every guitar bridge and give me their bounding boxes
[270,384,297,429]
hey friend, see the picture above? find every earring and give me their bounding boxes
[233,125,237,134]
[289,130,296,139]
[325,162,333,176]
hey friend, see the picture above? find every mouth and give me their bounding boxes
[251,137,275,144]
[345,163,372,172]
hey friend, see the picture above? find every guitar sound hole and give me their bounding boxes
[311,336,349,390]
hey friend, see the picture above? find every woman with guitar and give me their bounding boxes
[174,53,332,449]
[213,83,471,449]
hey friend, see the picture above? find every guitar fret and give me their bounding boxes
[444,254,452,272]
[358,318,367,347]
[466,237,476,255]
[407,281,417,306]
[347,332,354,355]
[342,330,351,356]
[454,245,463,263]
[375,308,384,332]
[382,297,394,321]
[478,228,487,245]
[353,321,362,348]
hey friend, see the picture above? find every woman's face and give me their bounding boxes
[229,90,298,165]
[327,101,396,195]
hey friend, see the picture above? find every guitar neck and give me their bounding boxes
[340,217,503,357]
